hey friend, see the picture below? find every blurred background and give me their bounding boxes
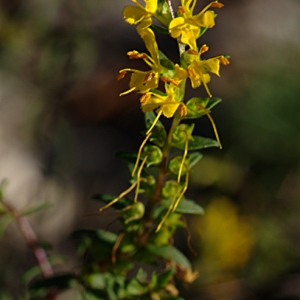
[1,0,300,299]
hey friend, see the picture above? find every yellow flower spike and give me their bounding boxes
[172,164,189,212]
[99,182,138,212]
[196,102,222,149]
[134,154,149,202]
[177,130,189,183]
[131,132,152,177]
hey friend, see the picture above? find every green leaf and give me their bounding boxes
[168,152,203,176]
[156,268,175,289]
[205,97,222,110]
[184,97,222,119]
[150,24,169,35]
[146,245,191,268]
[86,273,106,290]
[21,202,53,216]
[173,136,219,151]
[162,198,204,215]
[71,229,117,244]
[156,0,173,26]
[92,194,131,210]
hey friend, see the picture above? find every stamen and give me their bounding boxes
[178,6,185,14]
[199,1,223,16]
[161,76,179,86]
[131,132,152,177]
[172,164,189,212]
[177,131,189,183]
[134,154,149,202]
[191,0,197,12]
[156,194,176,232]
[127,50,147,59]
[117,70,127,81]
[188,49,198,55]
[140,93,151,104]
[218,56,230,65]
[179,103,188,117]
[99,181,138,211]
[196,102,222,149]
[200,44,209,55]
[210,1,224,8]
[119,86,136,96]
[146,110,163,135]
[143,72,155,83]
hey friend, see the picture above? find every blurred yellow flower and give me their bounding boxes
[169,1,223,50]
[196,197,254,282]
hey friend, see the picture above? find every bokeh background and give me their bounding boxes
[1,0,300,299]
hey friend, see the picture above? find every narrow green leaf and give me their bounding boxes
[21,202,53,216]
[156,268,175,288]
[150,24,169,35]
[162,199,204,215]
[173,136,219,150]
[206,97,222,110]
[184,97,222,119]
[71,229,117,244]
[146,245,191,268]
[92,194,131,210]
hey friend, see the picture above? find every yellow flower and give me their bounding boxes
[118,28,161,95]
[123,0,157,30]
[186,45,229,97]
[141,83,182,118]
[169,1,224,50]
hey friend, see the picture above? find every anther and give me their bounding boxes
[218,56,230,65]
[210,2,224,8]
[117,70,127,80]
[178,6,185,14]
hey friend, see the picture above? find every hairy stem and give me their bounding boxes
[2,200,56,299]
